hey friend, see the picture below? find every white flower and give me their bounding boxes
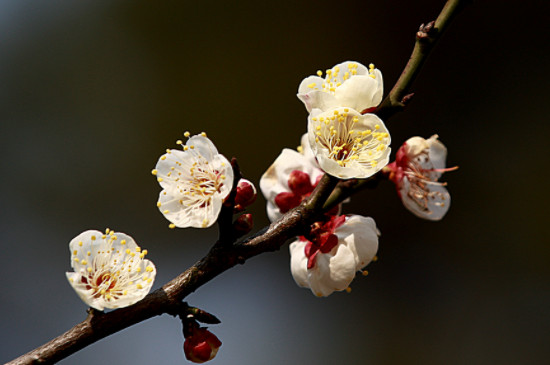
[297,61,383,113]
[386,135,456,221]
[289,215,379,297]
[260,134,324,222]
[308,107,391,179]
[66,229,156,310]
[152,133,234,228]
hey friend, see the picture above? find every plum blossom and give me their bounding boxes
[385,135,457,220]
[297,61,383,113]
[308,107,391,179]
[152,133,234,228]
[66,229,156,311]
[289,215,379,297]
[260,134,325,222]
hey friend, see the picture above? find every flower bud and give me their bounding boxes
[233,213,253,237]
[287,170,313,196]
[234,178,257,211]
[184,327,222,363]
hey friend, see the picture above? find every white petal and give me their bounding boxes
[289,240,309,288]
[427,134,448,171]
[335,216,379,270]
[307,245,357,297]
[335,75,382,111]
[400,178,451,221]
[187,135,219,161]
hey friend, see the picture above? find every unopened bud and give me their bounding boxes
[184,326,222,363]
[234,178,257,211]
[233,213,253,236]
[274,192,302,213]
[287,170,313,196]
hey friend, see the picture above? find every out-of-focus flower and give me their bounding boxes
[184,326,222,363]
[308,107,391,179]
[66,229,156,311]
[297,61,383,113]
[152,133,234,228]
[260,135,325,222]
[289,215,379,297]
[385,135,457,220]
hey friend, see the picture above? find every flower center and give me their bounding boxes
[404,156,456,213]
[312,109,388,167]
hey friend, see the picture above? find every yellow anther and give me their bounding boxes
[160,155,166,160]
[100,289,106,295]
[87,267,92,273]
[190,145,195,149]
[78,241,83,246]
[334,110,340,115]
[176,140,183,145]
[73,250,77,255]
[201,132,207,137]
[344,108,349,112]
[369,63,375,69]
[307,82,316,89]
[352,116,359,123]
[87,251,91,256]
[375,124,380,130]
[316,70,322,76]
[102,235,106,239]
[123,290,128,295]
[362,270,369,276]
[146,266,154,272]
[297,145,303,153]
[156,202,162,207]
[345,287,352,293]
[371,161,378,167]
[136,267,142,272]
[370,74,376,79]
[184,131,190,138]
[135,247,141,252]
[373,255,378,262]
[165,149,171,154]
[126,249,131,254]
[136,284,143,289]
[147,278,152,283]
[121,240,126,245]
[91,236,96,241]
[142,249,148,255]
[157,177,164,182]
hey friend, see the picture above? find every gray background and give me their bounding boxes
[1,0,549,364]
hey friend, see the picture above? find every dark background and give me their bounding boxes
[1,1,549,364]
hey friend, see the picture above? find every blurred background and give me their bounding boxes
[1,0,549,364]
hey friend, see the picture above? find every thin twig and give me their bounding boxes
[375,0,469,121]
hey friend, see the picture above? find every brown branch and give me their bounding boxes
[7,1,468,363]
[375,0,469,121]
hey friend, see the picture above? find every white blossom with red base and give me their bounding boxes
[308,107,391,179]
[289,215,379,297]
[259,135,325,222]
[385,135,456,221]
[152,133,234,228]
[297,61,383,114]
[66,229,156,311]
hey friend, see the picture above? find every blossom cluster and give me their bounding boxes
[62,59,456,363]
[260,61,456,296]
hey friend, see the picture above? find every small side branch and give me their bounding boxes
[375,0,469,121]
